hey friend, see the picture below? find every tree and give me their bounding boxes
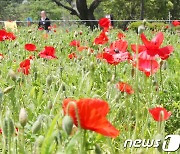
[51,0,103,29]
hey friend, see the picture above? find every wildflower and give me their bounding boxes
[63,98,119,138]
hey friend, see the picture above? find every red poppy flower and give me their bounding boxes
[117,32,125,40]
[101,52,130,65]
[99,18,111,30]
[18,58,31,75]
[94,31,109,45]
[77,46,88,52]
[0,29,16,41]
[68,52,77,59]
[149,107,171,121]
[5,32,16,40]
[25,43,37,51]
[0,29,7,41]
[133,58,159,77]
[97,40,130,65]
[0,53,4,60]
[110,40,128,53]
[116,82,134,94]
[39,46,57,59]
[165,25,169,29]
[63,98,119,138]
[38,27,44,30]
[70,40,80,47]
[137,32,174,60]
[172,20,180,27]
[29,55,35,60]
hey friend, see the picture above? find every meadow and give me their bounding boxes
[0,20,179,154]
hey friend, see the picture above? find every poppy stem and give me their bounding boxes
[114,65,116,79]
[80,130,86,154]
[21,127,25,153]
[160,61,164,91]
[66,101,81,130]
[134,34,140,138]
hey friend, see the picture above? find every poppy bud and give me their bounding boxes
[95,144,102,154]
[8,69,17,81]
[62,84,66,91]
[28,29,32,33]
[0,88,3,103]
[111,74,115,82]
[52,130,61,144]
[48,101,53,109]
[62,115,73,135]
[107,82,111,88]
[19,108,28,127]
[46,76,53,87]
[3,117,14,138]
[3,86,14,94]
[131,67,135,77]
[13,42,19,48]
[74,31,78,37]
[138,25,145,35]
[32,119,41,134]
[35,135,44,147]
[160,110,165,121]
[90,62,95,72]
[143,19,147,25]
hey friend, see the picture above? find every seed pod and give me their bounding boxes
[90,62,95,72]
[74,31,78,37]
[47,101,53,110]
[19,108,28,127]
[46,76,53,87]
[8,69,17,81]
[32,120,41,134]
[95,144,102,154]
[62,84,66,91]
[52,130,61,144]
[35,135,44,147]
[28,29,32,33]
[62,115,73,135]
[3,117,14,138]
[0,89,3,103]
[3,86,14,94]
[111,74,115,82]
[138,25,145,35]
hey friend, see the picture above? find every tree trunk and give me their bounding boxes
[52,0,101,30]
[140,0,145,20]
[76,0,98,29]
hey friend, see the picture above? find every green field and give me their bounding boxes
[0,24,180,154]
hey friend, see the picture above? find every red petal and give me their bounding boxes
[149,107,171,121]
[158,46,174,60]
[99,18,111,29]
[25,43,37,51]
[116,82,134,94]
[135,58,159,77]
[151,32,164,47]
[131,44,146,53]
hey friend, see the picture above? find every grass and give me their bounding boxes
[0,24,179,153]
